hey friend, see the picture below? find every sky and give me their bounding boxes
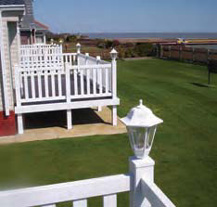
[34,0,217,33]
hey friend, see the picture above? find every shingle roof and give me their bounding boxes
[0,0,24,5]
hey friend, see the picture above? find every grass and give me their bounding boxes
[0,59,217,206]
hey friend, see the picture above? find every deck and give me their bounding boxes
[14,44,119,134]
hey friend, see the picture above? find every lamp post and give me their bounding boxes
[121,100,163,207]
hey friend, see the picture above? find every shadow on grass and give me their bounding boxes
[24,108,105,130]
[191,82,210,88]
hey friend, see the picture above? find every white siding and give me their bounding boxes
[0,11,20,111]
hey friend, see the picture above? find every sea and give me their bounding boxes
[84,33,217,50]
[84,32,217,40]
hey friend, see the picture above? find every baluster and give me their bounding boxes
[103,194,117,207]
[51,70,56,97]
[93,68,96,95]
[80,69,84,95]
[65,64,71,102]
[99,68,102,95]
[24,71,29,100]
[73,199,87,207]
[86,69,90,95]
[30,71,36,99]
[58,71,62,97]
[73,54,76,65]
[38,71,42,98]
[74,68,78,96]
[105,68,109,94]
[44,70,49,97]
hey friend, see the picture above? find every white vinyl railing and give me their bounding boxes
[16,44,113,105]
[0,174,130,207]
[20,53,77,70]
[0,157,176,207]
[15,59,112,105]
[78,54,112,92]
[20,44,63,56]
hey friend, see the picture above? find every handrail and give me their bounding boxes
[78,53,110,64]
[141,178,176,207]
[0,174,130,207]
[20,53,77,57]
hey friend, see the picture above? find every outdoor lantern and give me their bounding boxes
[121,100,163,159]
[110,48,118,59]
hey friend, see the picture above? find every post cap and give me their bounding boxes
[121,99,163,128]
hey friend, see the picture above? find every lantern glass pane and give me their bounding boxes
[146,126,157,151]
[127,126,157,159]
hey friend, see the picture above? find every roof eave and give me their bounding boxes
[0,5,25,11]
[20,28,48,32]
[0,4,25,8]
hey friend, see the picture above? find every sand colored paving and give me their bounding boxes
[0,107,126,145]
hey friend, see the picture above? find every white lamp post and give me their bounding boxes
[121,100,163,159]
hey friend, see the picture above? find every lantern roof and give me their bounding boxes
[121,100,163,127]
[76,43,81,47]
[110,48,118,54]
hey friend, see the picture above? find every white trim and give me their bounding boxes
[15,98,120,114]
[17,114,23,134]
[0,11,9,116]
[0,5,25,8]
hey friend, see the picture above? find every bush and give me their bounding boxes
[134,43,154,57]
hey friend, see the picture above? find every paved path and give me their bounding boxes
[0,107,126,145]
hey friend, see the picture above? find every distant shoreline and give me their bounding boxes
[83,32,217,40]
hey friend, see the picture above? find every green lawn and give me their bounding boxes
[0,59,217,206]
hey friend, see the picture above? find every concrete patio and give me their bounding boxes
[0,107,126,144]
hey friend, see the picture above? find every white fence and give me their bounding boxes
[0,157,176,207]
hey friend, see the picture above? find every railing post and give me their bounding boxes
[76,43,81,54]
[65,63,72,130]
[85,53,89,64]
[97,56,102,112]
[76,43,81,71]
[15,65,24,134]
[110,49,118,126]
[129,156,155,207]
